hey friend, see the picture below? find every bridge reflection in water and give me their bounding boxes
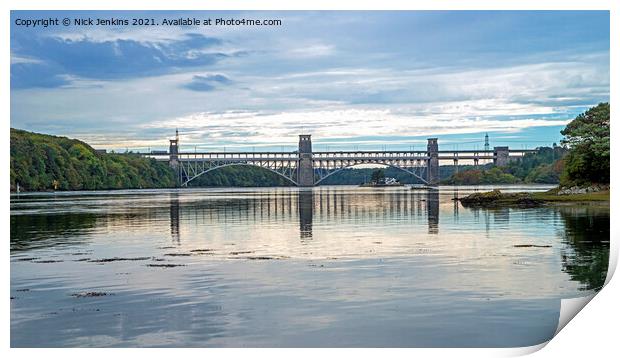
[298,191,314,239]
[170,192,180,244]
[168,189,440,242]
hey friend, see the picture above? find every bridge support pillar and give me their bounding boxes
[427,138,439,186]
[298,135,314,186]
[169,130,181,184]
[493,146,510,167]
[169,130,179,168]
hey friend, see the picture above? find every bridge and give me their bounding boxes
[147,131,537,187]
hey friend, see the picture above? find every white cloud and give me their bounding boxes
[285,43,335,58]
[10,55,43,65]
[135,108,570,149]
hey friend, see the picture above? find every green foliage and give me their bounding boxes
[560,102,610,186]
[446,167,520,185]
[504,146,566,183]
[444,147,566,185]
[10,128,176,191]
[370,169,385,183]
[524,162,562,184]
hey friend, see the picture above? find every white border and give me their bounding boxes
[3,1,617,357]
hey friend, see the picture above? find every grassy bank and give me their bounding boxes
[531,190,609,202]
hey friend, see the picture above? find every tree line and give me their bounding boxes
[10,128,176,191]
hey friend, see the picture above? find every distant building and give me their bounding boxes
[95,149,107,154]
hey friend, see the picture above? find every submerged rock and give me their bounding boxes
[146,263,186,268]
[229,255,289,260]
[71,292,112,298]
[15,257,40,261]
[514,244,552,248]
[89,257,151,263]
[229,251,254,255]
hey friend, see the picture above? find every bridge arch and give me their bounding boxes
[182,162,298,187]
[314,162,428,185]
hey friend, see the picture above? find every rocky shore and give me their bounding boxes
[556,184,609,195]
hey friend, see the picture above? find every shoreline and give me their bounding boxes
[10,183,559,195]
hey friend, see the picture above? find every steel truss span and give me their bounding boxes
[180,160,299,186]
[145,133,537,187]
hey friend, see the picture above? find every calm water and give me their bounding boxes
[10,185,609,347]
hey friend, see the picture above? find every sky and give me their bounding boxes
[10,10,610,152]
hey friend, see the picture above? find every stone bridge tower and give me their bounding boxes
[427,138,439,186]
[297,135,314,186]
[493,146,510,167]
[169,129,179,169]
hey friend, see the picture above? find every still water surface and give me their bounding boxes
[10,185,609,347]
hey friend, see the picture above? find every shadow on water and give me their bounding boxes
[427,189,439,234]
[170,192,180,244]
[558,205,610,291]
[10,213,99,251]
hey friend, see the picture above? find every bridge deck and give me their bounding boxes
[148,149,535,161]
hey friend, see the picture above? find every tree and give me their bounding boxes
[370,169,385,184]
[560,103,610,185]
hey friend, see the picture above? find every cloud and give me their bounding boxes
[285,43,335,58]
[10,55,43,65]
[182,74,232,92]
[134,108,570,149]
[10,32,231,88]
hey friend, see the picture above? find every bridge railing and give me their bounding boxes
[177,152,299,161]
[313,151,430,160]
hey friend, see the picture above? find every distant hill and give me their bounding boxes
[10,128,176,191]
